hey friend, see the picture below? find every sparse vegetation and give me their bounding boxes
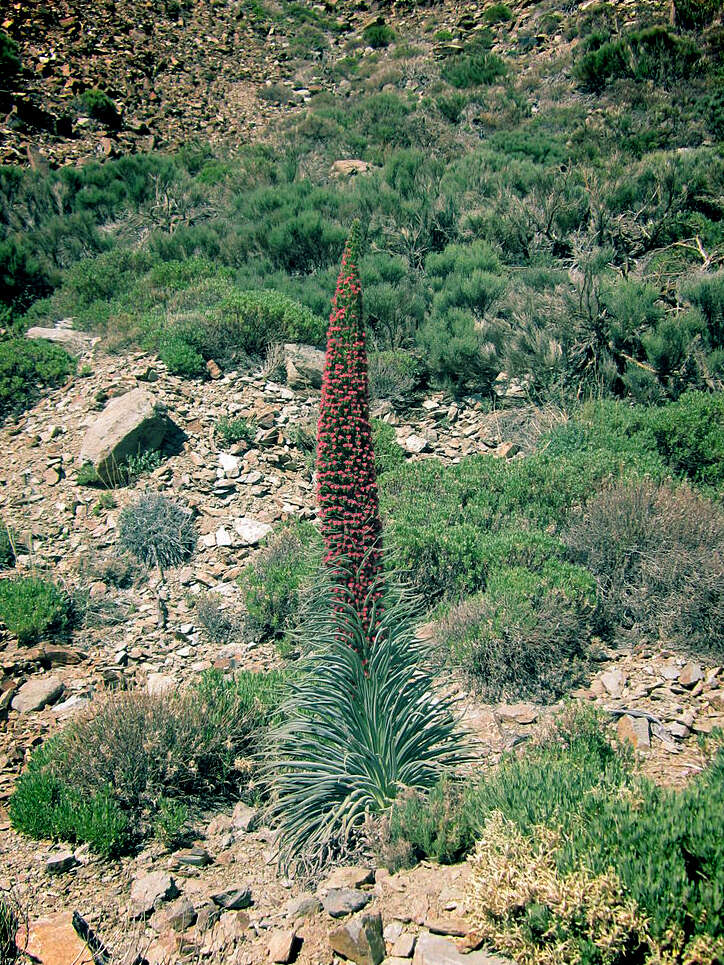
[118,493,197,568]
[195,592,241,644]
[215,416,256,448]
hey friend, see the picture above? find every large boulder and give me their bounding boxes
[79,388,172,484]
[284,343,325,390]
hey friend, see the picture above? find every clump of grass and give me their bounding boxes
[153,798,189,851]
[215,416,256,448]
[118,493,197,568]
[0,575,70,644]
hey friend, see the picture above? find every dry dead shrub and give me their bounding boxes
[564,480,724,658]
[195,591,241,644]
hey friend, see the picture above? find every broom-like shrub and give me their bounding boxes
[316,222,382,642]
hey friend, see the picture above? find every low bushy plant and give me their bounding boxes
[195,592,241,644]
[0,339,73,420]
[78,89,121,127]
[0,576,70,644]
[368,351,422,405]
[0,32,21,77]
[565,479,724,657]
[372,420,406,475]
[153,798,189,850]
[363,23,396,48]
[576,26,700,90]
[215,416,256,448]
[648,391,724,491]
[437,561,598,701]
[118,493,197,568]
[441,45,507,89]
[10,670,284,853]
[241,520,322,648]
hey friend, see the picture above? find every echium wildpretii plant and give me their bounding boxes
[316,221,382,644]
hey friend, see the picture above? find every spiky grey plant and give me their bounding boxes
[266,572,468,871]
[118,492,197,568]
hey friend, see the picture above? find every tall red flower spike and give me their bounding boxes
[316,221,382,645]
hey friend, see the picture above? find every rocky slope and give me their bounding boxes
[0,329,722,964]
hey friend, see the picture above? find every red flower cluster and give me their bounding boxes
[316,222,383,644]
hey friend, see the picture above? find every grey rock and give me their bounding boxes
[231,801,258,832]
[679,662,704,688]
[599,668,626,698]
[322,889,371,918]
[164,896,197,932]
[79,388,173,484]
[391,933,416,958]
[286,893,322,920]
[45,851,77,874]
[174,846,212,868]
[130,871,180,918]
[268,928,299,963]
[233,516,272,546]
[323,866,375,890]
[211,887,252,911]
[403,434,428,454]
[11,676,65,713]
[413,933,511,965]
[284,343,325,390]
[329,911,385,965]
[26,325,95,355]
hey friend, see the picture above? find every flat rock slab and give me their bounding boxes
[284,343,325,389]
[44,851,77,874]
[268,928,299,963]
[12,676,65,713]
[286,893,322,920]
[322,889,371,918]
[413,933,512,965]
[329,911,385,965]
[323,866,375,890]
[22,912,94,965]
[79,387,172,484]
[617,714,651,750]
[211,887,252,910]
[26,326,95,355]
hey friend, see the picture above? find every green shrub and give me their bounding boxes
[0,576,70,644]
[363,23,396,48]
[576,26,700,90]
[373,420,406,475]
[268,578,466,870]
[437,562,598,701]
[648,391,724,491]
[0,32,21,77]
[0,340,73,420]
[441,45,507,89]
[242,520,322,648]
[153,798,189,850]
[159,333,206,377]
[215,416,256,448]
[482,3,513,24]
[565,480,724,657]
[10,670,283,853]
[78,89,121,127]
[118,493,197,567]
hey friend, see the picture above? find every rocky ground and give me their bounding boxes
[0,328,722,964]
[1,0,666,169]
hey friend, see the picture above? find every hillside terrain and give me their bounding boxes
[1,0,724,964]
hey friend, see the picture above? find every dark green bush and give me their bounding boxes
[0,524,15,569]
[242,520,322,649]
[0,339,73,420]
[159,333,206,377]
[648,391,724,491]
[118,493,197,567]
[482,3,513,24]
[674,0,723,29]
[0,576,70,644]
[78,89,121,128]
[0,32,21,77]
[10,670,283,853]
[441,45,507,89]
[363,23,396,48]
[576,26,700,90]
